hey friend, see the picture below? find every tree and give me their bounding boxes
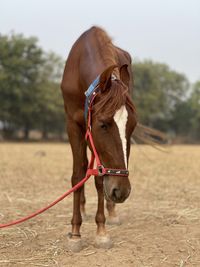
[36,52,65,139]
[133,60,189,131]
[170,81,200,142]
[0,33,65,140]
[170,100,193,137]
[0,33,44,138]
[189,81,200,140]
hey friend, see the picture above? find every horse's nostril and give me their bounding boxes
[112,188,122,201]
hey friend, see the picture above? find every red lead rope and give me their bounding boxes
[0,90,128,229]
[0,115,99,228]
[0,158,96,229]
[0,128,106,229]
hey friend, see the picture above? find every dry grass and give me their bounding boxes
[0,143,200,267]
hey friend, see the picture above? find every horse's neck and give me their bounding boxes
[84,37,120,84]
[85,59,120,86]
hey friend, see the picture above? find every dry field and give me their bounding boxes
[0,143,200,267]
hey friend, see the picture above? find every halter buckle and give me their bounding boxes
[98,165,106,176]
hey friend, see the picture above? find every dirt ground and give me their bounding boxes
[0,144,200,267]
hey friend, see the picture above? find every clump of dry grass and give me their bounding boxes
[0,144,200,266]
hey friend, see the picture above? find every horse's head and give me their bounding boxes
[91,65,137,203]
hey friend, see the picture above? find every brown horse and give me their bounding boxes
[61,26,137,252]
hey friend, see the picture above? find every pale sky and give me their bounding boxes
[1,0,199,82]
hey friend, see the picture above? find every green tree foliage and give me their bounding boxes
[170,100,193,136]
[170,81,200,141]
[0,33,43,137]
[187,81,200,140]
[0,33,65,139]
[0,33,199,142]
[36,52,65,139]
[133,61,189,131]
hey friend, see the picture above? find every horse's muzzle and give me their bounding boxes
[103,177,131,203]
[110,187,131,203]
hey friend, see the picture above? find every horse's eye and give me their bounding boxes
[100,123,107,130]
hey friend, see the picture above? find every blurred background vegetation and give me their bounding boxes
[0,33,199,142]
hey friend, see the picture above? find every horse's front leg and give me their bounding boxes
[80,185,86,219]
[94,176,113,249]
[67,119,87,252]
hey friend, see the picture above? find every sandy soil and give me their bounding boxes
[0,144,200,267]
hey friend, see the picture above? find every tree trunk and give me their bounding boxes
[42,129,48,140]
[24,124,30,140]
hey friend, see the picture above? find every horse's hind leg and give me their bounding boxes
[106,200,121,225]
[94,176,113,249]
[67,118,88,252]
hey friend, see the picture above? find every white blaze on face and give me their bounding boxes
[113,105,128,168]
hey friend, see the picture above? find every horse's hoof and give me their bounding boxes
[95,235,113,249]
[107,216,121,225]
[67,236,83,253]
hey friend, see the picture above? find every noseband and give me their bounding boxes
[84,75,129,177]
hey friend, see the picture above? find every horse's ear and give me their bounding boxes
[99,64,118,92]
[120,64,130,88]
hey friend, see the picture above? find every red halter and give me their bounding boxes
[85,90,129,178]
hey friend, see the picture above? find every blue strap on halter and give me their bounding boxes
[84,74,117,121]
[84,75,100,121]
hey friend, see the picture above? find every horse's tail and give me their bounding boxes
[132,123,169,148]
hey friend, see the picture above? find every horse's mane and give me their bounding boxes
[93,80,135,118]
[90,27,135,117]
[90,27,167,146]
[93,27,120,77]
